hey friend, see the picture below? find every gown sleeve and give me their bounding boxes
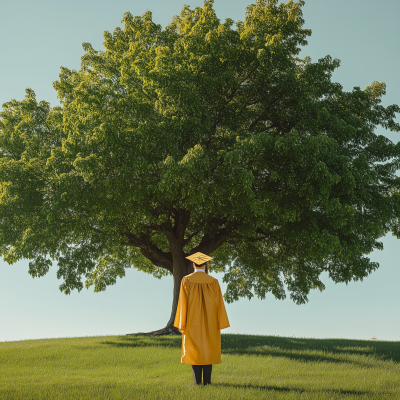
[216,280,230,330]
[173,278,188,334]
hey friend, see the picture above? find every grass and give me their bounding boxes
[1,333,399,399]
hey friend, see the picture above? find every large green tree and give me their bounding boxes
[1,0,399,335]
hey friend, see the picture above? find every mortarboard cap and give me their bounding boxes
[186,252,213,265]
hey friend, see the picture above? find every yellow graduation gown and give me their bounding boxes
[173,271,230,365]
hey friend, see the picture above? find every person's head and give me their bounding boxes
[186,252,212,274]
[193,262,206,269]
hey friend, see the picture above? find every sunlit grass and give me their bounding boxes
[1,334,399,399]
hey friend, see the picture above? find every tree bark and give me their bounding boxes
[166,257,193,327]
[127,251,192,336]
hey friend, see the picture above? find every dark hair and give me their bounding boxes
[196,262,206,268]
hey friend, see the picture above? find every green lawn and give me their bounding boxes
[1,333,399,399]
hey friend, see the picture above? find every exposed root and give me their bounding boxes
[126,326,181,336]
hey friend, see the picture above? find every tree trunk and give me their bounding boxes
[127,256,193,336]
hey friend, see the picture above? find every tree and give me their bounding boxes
[1,0,399,335]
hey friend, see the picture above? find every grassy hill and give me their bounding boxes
[1,333,399,399]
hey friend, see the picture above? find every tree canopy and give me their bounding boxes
[1,0,399,332]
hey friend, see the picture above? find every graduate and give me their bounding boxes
[173,252,230,386]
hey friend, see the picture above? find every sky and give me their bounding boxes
[1,0,399,343]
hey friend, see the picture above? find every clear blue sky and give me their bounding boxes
[1,0,399,342]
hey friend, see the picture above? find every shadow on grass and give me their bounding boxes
[101,333,400,366]
[213,382,388,397]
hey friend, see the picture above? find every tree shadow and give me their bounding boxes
[220,334,400,367]
[213,382,388,397]
[101,335,181,350]
[101,333,400,367]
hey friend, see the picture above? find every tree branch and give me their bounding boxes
[140,247,173,272]
[188,227,228,256]
[172,209,191,246]
[249,95,283,132]
[122,231,173,271]
[182,230,201,247]
[81,208,173,271]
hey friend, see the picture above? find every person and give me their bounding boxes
[173,252,230,386]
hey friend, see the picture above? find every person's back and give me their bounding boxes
[174,252,230,385]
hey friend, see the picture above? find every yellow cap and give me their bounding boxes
[186,252,213,265]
